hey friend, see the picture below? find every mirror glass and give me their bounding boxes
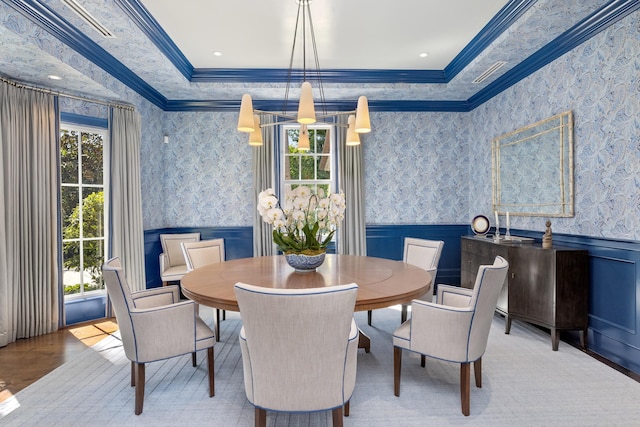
[492,110,574,217]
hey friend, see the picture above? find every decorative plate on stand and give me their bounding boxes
[471,215,490,235]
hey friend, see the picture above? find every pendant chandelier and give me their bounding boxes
[237,0,371,148]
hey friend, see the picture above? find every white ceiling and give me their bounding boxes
[141,0,508,70]
[0,0,616,109]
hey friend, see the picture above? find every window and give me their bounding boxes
[282,124,334,196]
[60,125,108,298]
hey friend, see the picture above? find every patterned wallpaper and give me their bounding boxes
[157,112,253,227]
[363,111,471,224]
[2,2,637,240]
[467,11,640,241]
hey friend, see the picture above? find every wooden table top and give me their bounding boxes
[180,254,433,312]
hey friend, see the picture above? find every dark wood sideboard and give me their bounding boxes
[461,236,589,351]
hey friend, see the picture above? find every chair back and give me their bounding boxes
[403,237,444,272]
[466,256,509,360]
[160,233,200,267]
[102,257,137,361]
[234,282,358,412]
[181,238,225,271]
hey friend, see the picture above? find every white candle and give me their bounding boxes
[494,211,499,230]
[506,211,510,229]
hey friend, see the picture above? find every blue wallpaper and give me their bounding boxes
[363,111,471,224]
[157,112,253,227]
[468,11,640,241]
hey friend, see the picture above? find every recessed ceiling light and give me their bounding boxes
[213,51,222,56]
[48,75,62,80]
[419,52,429,58]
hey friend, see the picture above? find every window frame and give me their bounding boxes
[59,122,110,301]
[280,123,337,197]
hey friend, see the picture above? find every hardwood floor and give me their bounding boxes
[0,319,118,404]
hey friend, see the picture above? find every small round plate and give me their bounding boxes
[471,215,490,235]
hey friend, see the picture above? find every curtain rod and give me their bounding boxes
[0,76,135,111]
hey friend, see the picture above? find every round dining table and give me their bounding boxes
[181,254,433,351]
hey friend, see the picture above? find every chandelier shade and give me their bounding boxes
[355,96,371,133]
[237,0,371,145]
[297,81,316,124]
[298,124,310,151]
[248,115,263,146]
[346,115,360,146]
[238,94,255,132]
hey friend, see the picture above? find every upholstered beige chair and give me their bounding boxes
[234,282,359,427]
[102,257,215,415]
[368,237,444,325]
[393,256,508,416]
[159,232,200,285]
[181,238,226,341]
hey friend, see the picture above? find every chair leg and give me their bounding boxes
[401,304,408,323]
[344,400,350,416]
[130,361,135,387]
[367,309,372,326]
[421,354,426,367]
[332,406,344,427]
[134,362,145,415]
[192,352,197,367]
[215,309,221,342]
[207,347,215,397]
[394,346,402,396]
[222,309,226,321]
[460,362,471,416]
[474,357,482,388]
[255,407,266,427]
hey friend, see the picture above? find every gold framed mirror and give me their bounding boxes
[492,110,574,217]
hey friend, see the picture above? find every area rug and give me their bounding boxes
[2,307,639,426]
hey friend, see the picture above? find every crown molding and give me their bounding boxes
[3,0,638,112]
[190,68,447,84]
[467,0,640,110]
[114,0,193,80]
[164,99,470,113]
[444,0,536,80]
[122,0,533,84]
[3,0,168,109]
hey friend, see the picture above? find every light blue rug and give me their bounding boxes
[2,307,639,426]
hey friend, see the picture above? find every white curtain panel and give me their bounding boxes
[336,115,367,256]
[109,108,146,291]
[0,81,59,346]
[252,114,276,256]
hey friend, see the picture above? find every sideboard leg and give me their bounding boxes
[505,316,511,334]
[580,328,588,350]
[551,328,560,351]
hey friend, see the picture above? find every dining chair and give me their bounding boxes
[367,237,444,325]
[234,282,359,427]
[181,238,226,341]
[159,232,200,286]
[102,257,215,415]
[392,256,509,416]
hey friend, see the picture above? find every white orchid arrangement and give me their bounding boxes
[258,186,346,255]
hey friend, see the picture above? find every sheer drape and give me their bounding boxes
[109,108,146,291]
[252,114,277,256]
[336,115,367,255]
[0,82,59,346]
